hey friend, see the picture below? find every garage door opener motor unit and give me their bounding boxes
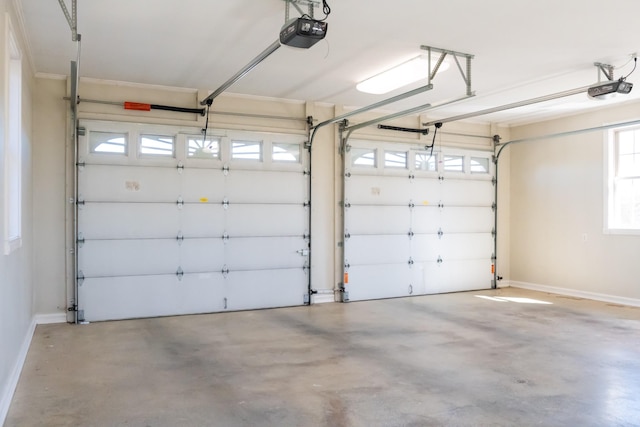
[280,17,328,48]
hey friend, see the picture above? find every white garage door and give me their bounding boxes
[76,120,310,321]
[343,141,494,301]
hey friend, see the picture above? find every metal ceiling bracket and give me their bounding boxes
[283,0,320,21]
[421,45,474,96]
[594,62,615,82]
[57,0,78,41]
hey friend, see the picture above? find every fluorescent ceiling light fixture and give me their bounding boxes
[356,55,450,95]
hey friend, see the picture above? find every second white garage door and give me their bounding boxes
[343,140,495,301]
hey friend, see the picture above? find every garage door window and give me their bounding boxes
[140,134,175,157]
[273,142,300,163]
[415,152,437,171]
[351,147,376,167]
[232,140,262,161]
[471,156,490,174]
[443,154,464,172]
[90,131,127,155]
[384,151,407,168]
[187,136,220,159]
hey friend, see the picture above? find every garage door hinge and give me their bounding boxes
[344,261,350,271]
[408,201,415,209]
[408,173,415,180]
[437,256,443,264]
[303,168,310,176]
[344,231,351,240]
[176,267,184,281]
[177,232,184,244]
[76,161,86,169]
[343,200,351,209]
[222,266,230,277]
[492,176,497,186]
[67,304,78,312]
[491,228,496,238]
[177,197,184,209]
[438,228,444,239]
[76,198,85,206]
[345,171,351,178]
[77,270,85,285]
[408,257,414,266]
[222,232,230,243]
[438,201,444,209]
[77,232,85,247]
[408,229,414,239]
[177,162,184,174]
[303,233,310,240]
[303,200,311,209]
[222,164,230,175]
[492,202,496,212]
[223,198,229,210]
[491,253,496,262]
[438,176,444,181]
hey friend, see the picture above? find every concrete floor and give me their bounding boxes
[5,287,640,427]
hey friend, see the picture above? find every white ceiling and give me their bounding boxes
[18,0,640,126]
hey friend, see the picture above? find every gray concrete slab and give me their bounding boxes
[5,288,640,427]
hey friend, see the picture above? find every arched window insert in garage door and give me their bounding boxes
[75,120,310,322]
[342,140,495,302]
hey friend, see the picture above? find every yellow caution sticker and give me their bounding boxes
[200,197,208,203]
[423,200,429,205]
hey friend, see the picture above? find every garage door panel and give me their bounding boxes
[441,207,493,232]
[346,235,410,265]
[411,206,441,234]
[179,238,225,272]
[180,204,226,237]
[347,175,413,205]
[226,237,307,270]
[346,206,410,235]
[79,165,180,202]
[408,178,441,202]
[226,170,305,203]
[439,260,493,292]
[79,203,179,239]
[411,235,440,262]
[441,179,493,205]
[181,168,225,201]
[440,234,494,260]
[226,269,307,311]
[346,264,412,301]
[79,274,226,322]
[225,204,306,236]
[79,239,179,277]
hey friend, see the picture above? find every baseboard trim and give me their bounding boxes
[35,312,68,324]
[0,317,36,425]
[312,293,336,304]
[510,281,640,308]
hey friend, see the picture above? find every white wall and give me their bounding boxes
[0,0,35,422]
[509,102,640,303]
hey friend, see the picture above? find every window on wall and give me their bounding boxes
[471,156,490,174]
[4,17,22,255]
[443,154,464,172]
[272,142,301,163]
[415,152,437,171]
[607,126,640,232]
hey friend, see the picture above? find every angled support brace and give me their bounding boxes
[422,45,475,96]
[57,0,78,41]
[594,62,615,81]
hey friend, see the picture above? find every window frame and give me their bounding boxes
[605,125,640,235]
[4,14,22,255]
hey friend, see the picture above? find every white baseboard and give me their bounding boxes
[312,293,336,304]
[35,312,68,324]
[0,317,36,426]
[510,281,640,308]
